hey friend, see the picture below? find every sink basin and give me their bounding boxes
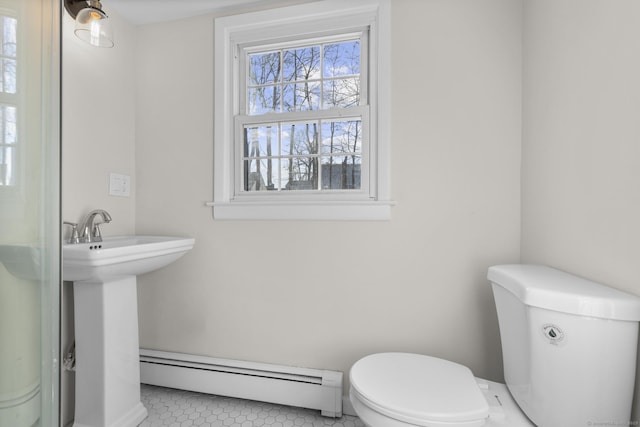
[0,243,44,280]
[65,235,194,427]
[63,235,195,282]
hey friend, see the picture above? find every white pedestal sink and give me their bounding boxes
[63,236,195,427]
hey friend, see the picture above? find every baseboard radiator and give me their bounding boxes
[139,349,343,417]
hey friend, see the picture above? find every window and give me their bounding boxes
[241,36,366,193]
[213,0,391,220]
[0,12,16,188]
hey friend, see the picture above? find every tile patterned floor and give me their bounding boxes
[139,384,365,427]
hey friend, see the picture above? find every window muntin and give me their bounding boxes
[238,34,367,196]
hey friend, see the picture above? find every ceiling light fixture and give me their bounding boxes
[64,0,114,48]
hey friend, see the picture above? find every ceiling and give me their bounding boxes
[104,0,314,26]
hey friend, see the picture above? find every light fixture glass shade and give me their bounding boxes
[74,7,114,48]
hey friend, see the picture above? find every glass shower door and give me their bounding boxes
[0,0,60,426]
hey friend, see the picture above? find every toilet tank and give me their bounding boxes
[488,264,640,427]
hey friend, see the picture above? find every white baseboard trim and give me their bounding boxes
[139,349,343,417]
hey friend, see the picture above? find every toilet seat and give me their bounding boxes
[350,353,489,427]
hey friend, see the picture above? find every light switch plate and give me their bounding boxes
[109,173,130,197]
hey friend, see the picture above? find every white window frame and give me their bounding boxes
[212,0,391,220]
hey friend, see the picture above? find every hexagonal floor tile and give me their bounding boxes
[139,385,366,427]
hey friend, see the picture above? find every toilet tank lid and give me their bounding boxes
[488,264,640,321]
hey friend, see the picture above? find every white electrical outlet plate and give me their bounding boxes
[109,173,131,197]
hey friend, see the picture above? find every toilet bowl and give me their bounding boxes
[349,353,533,427]
[349,265,640,427]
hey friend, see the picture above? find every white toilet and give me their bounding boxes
[350,264,640,427]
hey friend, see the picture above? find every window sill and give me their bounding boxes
[207,200,395,221]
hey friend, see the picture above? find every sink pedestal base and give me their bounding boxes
[73,276,148,427]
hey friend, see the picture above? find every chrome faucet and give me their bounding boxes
[79,209,112,243]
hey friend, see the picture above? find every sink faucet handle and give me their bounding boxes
[93,223,103,241]
[63,221,81,244]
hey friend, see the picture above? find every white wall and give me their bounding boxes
[61,9,136,234]
[134,0,522,392]
[521,0,640,419]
